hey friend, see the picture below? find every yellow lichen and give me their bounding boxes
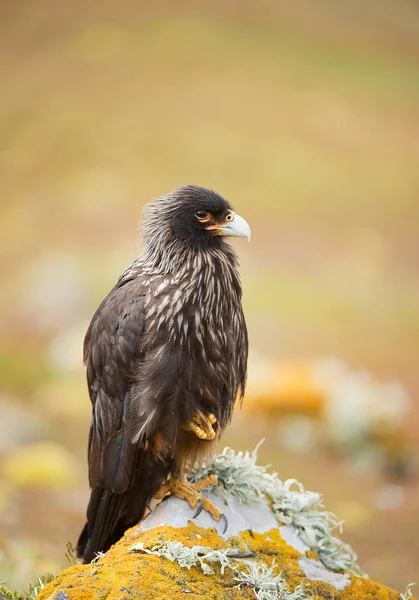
[36,521,411,600]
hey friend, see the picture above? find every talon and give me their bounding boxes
[185,421,208,439]
[157,477,223,529]
[220,513,228,534]
[208,413,217,424]
[184,410,217,441]
[193,499,204,519]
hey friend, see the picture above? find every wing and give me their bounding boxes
[85,274,146,494]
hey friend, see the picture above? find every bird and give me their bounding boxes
[76,185,250,563]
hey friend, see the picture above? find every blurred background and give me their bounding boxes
[1,0,419,594]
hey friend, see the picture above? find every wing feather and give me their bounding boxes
[84,277,146,492]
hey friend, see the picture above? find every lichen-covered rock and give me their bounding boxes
[36,446,413,600]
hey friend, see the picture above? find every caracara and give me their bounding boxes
[77,185,250,563]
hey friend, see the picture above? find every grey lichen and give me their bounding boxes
[234,561,309,600]
[91,551,106,564]
[188,441,364,577]
[401,584,415,600]
[131,541,232,575]
[131,541,310,600]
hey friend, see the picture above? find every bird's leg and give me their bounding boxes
[154,474,227,532]
[191,473,218,491]
[155,474,217,500]
[184,410,217,440]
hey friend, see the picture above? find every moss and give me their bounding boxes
[0,587,15,600]
[0,574,56,600]
[35,523,411,600]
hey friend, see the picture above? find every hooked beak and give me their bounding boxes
[220,213,251,242]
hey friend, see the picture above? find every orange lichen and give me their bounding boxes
[36,520,412,600]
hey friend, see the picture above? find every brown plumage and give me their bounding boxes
[77,185,250,563]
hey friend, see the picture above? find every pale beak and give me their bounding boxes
[220,213,251,242]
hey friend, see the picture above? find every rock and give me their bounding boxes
[34,445,410,600]
[298,557,351,590]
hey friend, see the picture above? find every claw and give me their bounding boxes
[185,421,208,440]
[220,513,228,534]
[193,499,204,519]
[185,410,217,441]
[159,478,224,531]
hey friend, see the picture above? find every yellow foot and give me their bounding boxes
[184,411,217,440]
[155,475,227,532]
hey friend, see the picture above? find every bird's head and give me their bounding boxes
[142,185,251,258]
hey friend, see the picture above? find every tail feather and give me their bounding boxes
[77,486,146,563]
[77,450,175,563]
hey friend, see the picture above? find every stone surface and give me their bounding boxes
[279,524,310,554]
[140,491,280,539]
[298,557,351,590]
[35,488,407,600]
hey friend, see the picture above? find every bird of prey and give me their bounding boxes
[76,185,250,563]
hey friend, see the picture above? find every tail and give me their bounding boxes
[77,486,149,563]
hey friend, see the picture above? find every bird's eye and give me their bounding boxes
[226,213,234,222]
[195,210,209,220]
